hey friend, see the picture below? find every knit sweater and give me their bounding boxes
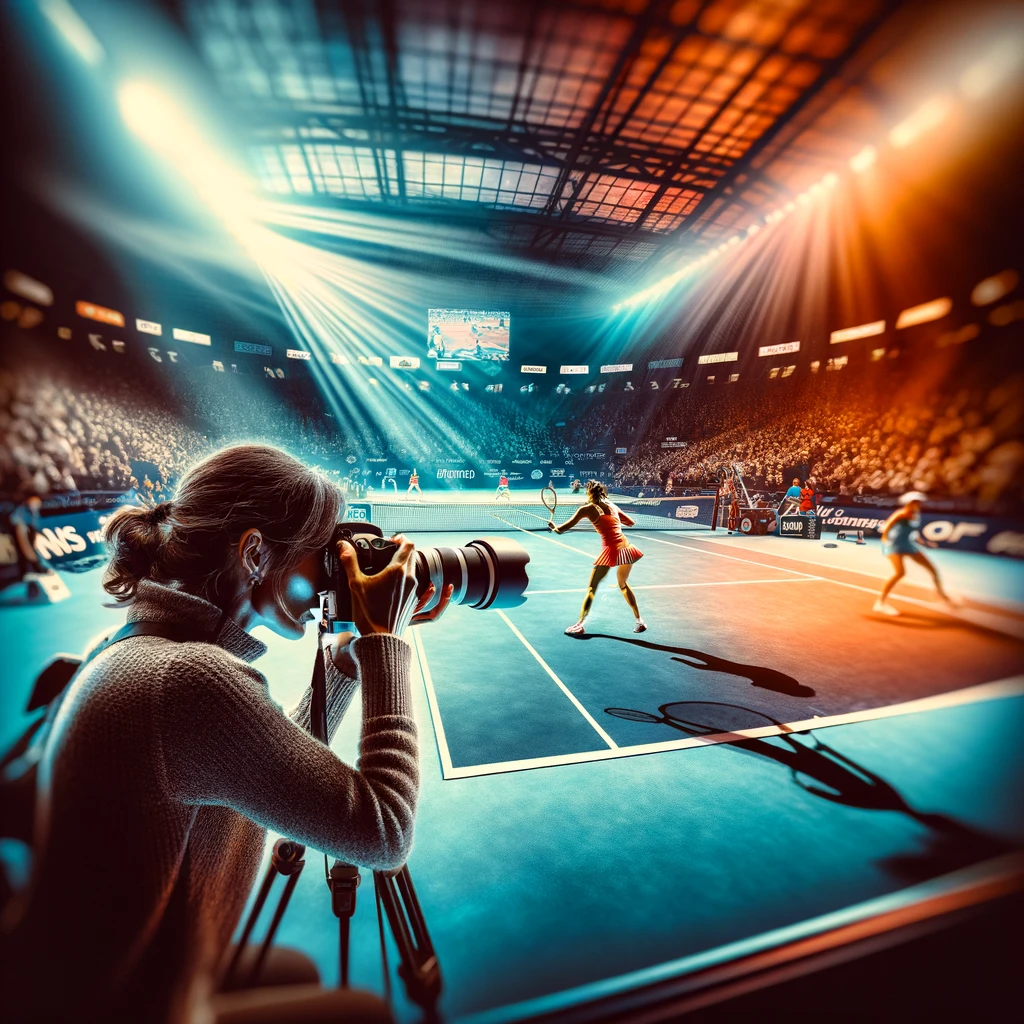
[1,580,418,1024]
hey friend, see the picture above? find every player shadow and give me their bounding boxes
[605,700,1016,884]
[575,633,815,698]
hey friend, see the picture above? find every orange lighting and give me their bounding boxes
[895,297,952,329]
[989,301,1024,327]
[849,145,876,172]
[889,97,949,148]
[830,320,885,344]
[971,269,1019,306]
[76,300,124,327]
[937,324,980,347]
[821,172,838,187]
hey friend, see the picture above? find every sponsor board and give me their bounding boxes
[817,506,1022,556]
[235,340,272,356]
[531,469,543,480]
[661,441,687,448]
[330,352,350,365]
[345,503,372,522]
[76,301,124,327]
[758,341,800,357]
[647,357,684,369]
[136,319,162,336]
[615,447,627,454]
[521,364,547,374]
[358,355,384,367]
[780,515,821,539]
[173,328,211,346]
[436,360,462,371]
[390,355,421,369]
[674,505,700,519]
[437,468,475,480]
[549,469,566,478]
[287,349,312,360]
[600,363,633,373]
[560,364,588,375]
[697,352,738,364]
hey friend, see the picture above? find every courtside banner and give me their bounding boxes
[136,319,162,336]
[286,349,312,360]
[390,355,421,369]
[560,364,588,374]
[600,363,633,373]
[616,494,717,528]
[817,505,1024,557]
[647,357,684,369]
[697,352,738,364]
[520,364,547,374]
[436,360,462,371]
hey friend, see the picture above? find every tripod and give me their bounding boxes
[223,616,442,1019]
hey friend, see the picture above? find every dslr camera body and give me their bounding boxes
[320,523,530,631]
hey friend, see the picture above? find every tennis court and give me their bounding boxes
[411,522,1024,779]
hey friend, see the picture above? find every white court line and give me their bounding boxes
[410,625,457,780]
[495,609,619,750]
[636,532,1024,640]
[525,578,819,596]
[438,675,1024,779]
[491,513,594,559]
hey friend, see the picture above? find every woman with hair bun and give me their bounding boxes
[549,479,646,635]
[1,443,450,1024]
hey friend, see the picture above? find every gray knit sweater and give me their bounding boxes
[1,580,418,1023]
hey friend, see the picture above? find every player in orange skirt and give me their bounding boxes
[549,479,646,635]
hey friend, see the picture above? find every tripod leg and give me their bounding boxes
[221,863,277,989]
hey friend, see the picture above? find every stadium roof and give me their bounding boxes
[176,0,902,279]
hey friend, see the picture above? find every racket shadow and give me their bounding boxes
[605,700,1015,884]
[576,633,815,698]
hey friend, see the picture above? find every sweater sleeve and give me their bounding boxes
[156,634,418,870]
[288,647,360,744]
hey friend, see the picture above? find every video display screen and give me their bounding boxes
[427,309,510,361]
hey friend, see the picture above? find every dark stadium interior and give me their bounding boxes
[1,1,1022,1022]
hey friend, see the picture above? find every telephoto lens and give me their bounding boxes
[322,523,530,625]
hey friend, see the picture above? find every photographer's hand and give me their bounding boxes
[338,535,421,637]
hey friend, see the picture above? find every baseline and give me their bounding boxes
[438,675,1024,779]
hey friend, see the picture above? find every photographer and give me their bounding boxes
[1,444,448,1023]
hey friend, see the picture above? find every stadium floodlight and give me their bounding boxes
[849,145,877,172]
[39,0,105,66]
[889,97,950,148]
[959,38,1023,99]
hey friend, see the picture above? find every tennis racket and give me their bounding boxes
[540,483,557,525]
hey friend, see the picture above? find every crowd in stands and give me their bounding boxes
[2,351,1020,511]
[599,368,1023,510]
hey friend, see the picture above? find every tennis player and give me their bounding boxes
[549,480,646,635]
[495,472,511,502]
[873,491,956,616]
[407,468,422,496]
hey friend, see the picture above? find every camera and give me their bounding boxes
[320,523,530,628]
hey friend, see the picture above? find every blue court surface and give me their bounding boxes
[2,530,1022,1021]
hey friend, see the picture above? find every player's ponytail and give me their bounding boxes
[586,479,610,515]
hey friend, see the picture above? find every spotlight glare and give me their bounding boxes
[889,97,949,148]
[849,145,877,172]
[784,201,795,213]
[822,172,839,188]
[40,0,105,66]
[117,80,255,227]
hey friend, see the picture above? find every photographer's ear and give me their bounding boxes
[238,528,264,586]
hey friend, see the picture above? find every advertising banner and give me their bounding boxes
[817,505,1023,557]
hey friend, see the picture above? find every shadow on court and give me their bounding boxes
[574,633,816,698]
[604,700,1015,884]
